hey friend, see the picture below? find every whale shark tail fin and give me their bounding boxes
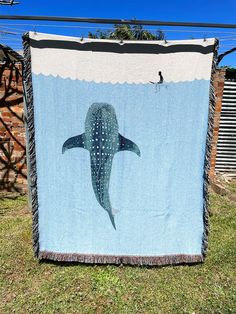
[62,133,86,154]
[108,212,116,230]
[118,134,141,157]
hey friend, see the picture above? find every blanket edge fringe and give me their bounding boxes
[39,251,204,266]
[202,39,219,258]
[23,32,40,258]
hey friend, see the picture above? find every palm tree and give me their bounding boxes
[88,24,165,41]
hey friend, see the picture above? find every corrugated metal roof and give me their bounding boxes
[216,80,236,177]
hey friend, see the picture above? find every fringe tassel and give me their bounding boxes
[23,33,39,258]
[201,39,219,259]
[39,251,203,266]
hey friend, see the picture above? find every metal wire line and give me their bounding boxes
[1,23,236,34]
[0,21,235,54]
[0,15,236,29]
[1,25,236,41]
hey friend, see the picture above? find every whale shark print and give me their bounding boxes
[62,103,141,229]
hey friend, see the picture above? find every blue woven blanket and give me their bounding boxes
[23,32,217,265]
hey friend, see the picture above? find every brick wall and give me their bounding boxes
[0,63,27,193]
[0,65,225,192]
[209,68,226,179]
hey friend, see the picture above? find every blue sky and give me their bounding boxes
[0,0,235,66]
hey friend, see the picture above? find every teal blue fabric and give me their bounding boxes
[32,74,210,256]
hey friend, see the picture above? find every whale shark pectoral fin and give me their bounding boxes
[62,133,86,154]
[118,134,141,157]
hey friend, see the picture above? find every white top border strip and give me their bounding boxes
[28,32,216,84]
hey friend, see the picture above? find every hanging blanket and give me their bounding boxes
[23,32,217,266]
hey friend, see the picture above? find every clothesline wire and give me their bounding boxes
[0,42,235,47]
[0,43,233,49]
[0,34,236,47]
[1,26,236,42]
[0,36,20,40]
[1,23,236,34]
[1,32,236,41]
[0,23,235,54]
[1,23,236,44]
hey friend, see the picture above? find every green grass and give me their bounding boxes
[226,182,236,194]
[0,189,236,313]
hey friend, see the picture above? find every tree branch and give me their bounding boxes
[217,47,236,65]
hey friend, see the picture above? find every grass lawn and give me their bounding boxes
[0,188,236,313]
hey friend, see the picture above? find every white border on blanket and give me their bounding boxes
[29,32,215,84]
